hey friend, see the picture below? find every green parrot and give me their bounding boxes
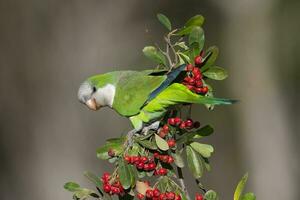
[78,65,235,133]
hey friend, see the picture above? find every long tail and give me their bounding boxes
[144,83,237,112]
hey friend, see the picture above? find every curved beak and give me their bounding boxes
[85,98,100,111]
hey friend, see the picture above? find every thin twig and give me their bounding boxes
[195,179,207,193]
[176,167,191,200]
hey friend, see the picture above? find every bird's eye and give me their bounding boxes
[92,86,97,93]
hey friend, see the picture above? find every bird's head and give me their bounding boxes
[78,74,116,111]
[78,81,101,111]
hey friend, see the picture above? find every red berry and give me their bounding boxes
[153,188,161,197]
[186,85,195,91]
[108,149,115,157]
[174,117,181,125]
[143,163,150,171]
[194,55,203,66]
[148,162,156,170]
[146,189,154,198]
[103,184,111,193]
[184,77,195,85]
[167,139,176,148]
[140,156,148,163]
[193,121,200,128]
[111,186,120,194]
[137,193,145,200]
[195,194,203,200]
[185,119,193,128]
[137,162,144,169]
[160,155,169,162]
[101,172,110,183]
[195,80,203,87]
[158,168,168,175]
[159,130,167,138]
[159,193,167,200]
[192,67,201,76]
[194,87,203,94]
[132,156,139,163]
[124,155,131,163]
[167,192,175,200]
[175,194,182,200]
[153,152,160,158]
[162,124,169,132]
[179,122,186,129]
[168,118,176,126]
[167,156,174,163]
[202,86,208,94]
[186,64,194,71]
[194,73,202,81]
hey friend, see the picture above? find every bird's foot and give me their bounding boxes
[141,121,160,135]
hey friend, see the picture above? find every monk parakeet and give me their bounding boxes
[78,65,235,132]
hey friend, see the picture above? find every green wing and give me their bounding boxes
[112,71,166,116]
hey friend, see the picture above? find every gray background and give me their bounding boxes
[0,0,299,200]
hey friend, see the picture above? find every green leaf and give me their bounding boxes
[74,188,96,199]
[202,46,219,71]
[136,139,157,150]
[190,142,214,158]
[83,171,103,188]
[143,46,167,66]
[186,145,204,178]
[64,182,80,192]
[188,26,205,50]
[178,52,191,63]
[96,137,125,160]
[118,159,132,190]
[175,42,189,50]
[234,173,249,200]
[157,13,172,31]
[177,125,214,145]
[204,190,219,200]
[203,66,228,80]
[241,193,256,200]
[177,15,205,36]
[155,134,169,151]
[172,150,185,168]
[128,165,137,187]
[185,15,205,28]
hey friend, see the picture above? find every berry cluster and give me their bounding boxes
[153,152,174,164]
[124,155,157,171]
[195,193,204,200]
[101,172,125,196]
[137,188,182,200]
[167,117,200,130]
[183,53,208,95]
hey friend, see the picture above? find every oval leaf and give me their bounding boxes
[118,159,132,189]
[186,145,204,178]
[190,142,214,158]
[234,173,249,200]
[172,150,185,168]
[136,139,157,150]
[143,46,167,66]
[157,13,172,31]
[242,193,256,200]
[203,66,228,80]
[155,134,169,151]
[201,46,219,71]
[188,26,205,49]
[84,171,103,188]
[64,182,80,192]
[185,15,205,27]
[204,190,219,200]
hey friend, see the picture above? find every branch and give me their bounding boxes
[176,167,191,200]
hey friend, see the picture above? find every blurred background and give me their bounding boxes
[0,0,299,200]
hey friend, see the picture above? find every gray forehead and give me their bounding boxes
[78,81,93,103]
